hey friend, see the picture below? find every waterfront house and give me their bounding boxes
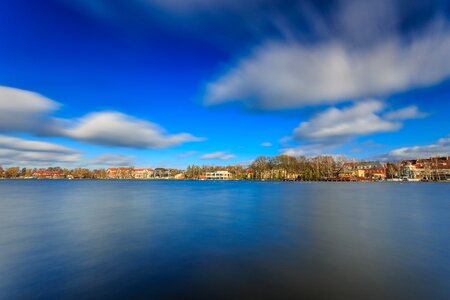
[174,173,185,180]
[154,168,171,178]
[401,156,450,181]
[32,170,64,179]
[133,168,154,179]
[338,162,358,178]
[107,167,154,179]
[107,167,133,179]
[338,161,387,180]
[205,171,233,180]
[356,161,387,179]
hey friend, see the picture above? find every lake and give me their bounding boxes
[0,180,449,299]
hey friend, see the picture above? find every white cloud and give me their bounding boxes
[0,135,76,154]
[282,143,337,157]
[204,24,450,109]
[384,105,427,120]
[384,136,450,160]
[0,86,205,149]
[0,86,59,132]
[284,100,422,156]
[293,100,401,143]
[261,142,272,147]
[59,112,205,149]
[0,135,81,166]
[201,151,236,160]
[88,154,135,167]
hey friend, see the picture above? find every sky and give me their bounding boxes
[0,0,449,168]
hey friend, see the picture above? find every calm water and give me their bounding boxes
[0,180,449,299]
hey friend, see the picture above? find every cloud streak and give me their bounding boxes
[89,154,135,166]
[58,112,205,149]
[284,100,427,157]
[205,24,450,109]
[384,136,450,160]
[384,105,427,120]
[281,143,338,157]
[0,86,205,149]
[293,101,402,143]
[201,151,236,160]
[0,86,59,132]
[0,135,82,166]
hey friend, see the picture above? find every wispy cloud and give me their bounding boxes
[204,25,450,109]
[89,154,135,167]
[0,86,59,132]
[201,151,236,160]
[283,100,427,156]
[191,0,450,110]
[384,105,428,120]
[0,135,82,166]
[293,100,402,143]
[0,86,205,149]
[281,143,338,157]
[58,112,205,149]
[383,136,450,160]
[261,142,272,147]
[63,1,450,112]
[0,135,76,154]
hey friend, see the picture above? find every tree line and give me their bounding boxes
[187,155,400,180]
[0,154,402,180]
[0,166,104,179]
[185,155,349,180]
[0,166,185,179]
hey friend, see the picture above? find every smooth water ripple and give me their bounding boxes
[0,180,449,299]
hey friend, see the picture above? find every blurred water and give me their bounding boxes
[0,180,449,299]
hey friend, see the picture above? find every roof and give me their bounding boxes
[343,162,357,167]
[355,161,385,169]
[107,167,133,171]
[33,171,63,175]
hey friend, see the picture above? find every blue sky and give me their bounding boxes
[0,0,449,168]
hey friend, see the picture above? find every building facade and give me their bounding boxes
[107,168,154,179]
[401,157,450,180]
[339,161,387,179]
[32,171,64,179]
[133,168,154,179]
[205,171,233,180]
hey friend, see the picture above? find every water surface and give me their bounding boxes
[0,180,449,299]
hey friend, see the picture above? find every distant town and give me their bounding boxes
[0,155,449,182]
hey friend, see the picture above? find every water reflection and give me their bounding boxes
[0,181,449,299]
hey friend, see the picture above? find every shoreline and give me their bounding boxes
[1,178,449,183]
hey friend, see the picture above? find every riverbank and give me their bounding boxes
[2,178,449,182]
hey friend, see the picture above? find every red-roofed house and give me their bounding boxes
[33,170,64,179]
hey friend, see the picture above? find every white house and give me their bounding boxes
[205,171,232,180]
[133,168,154,179]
